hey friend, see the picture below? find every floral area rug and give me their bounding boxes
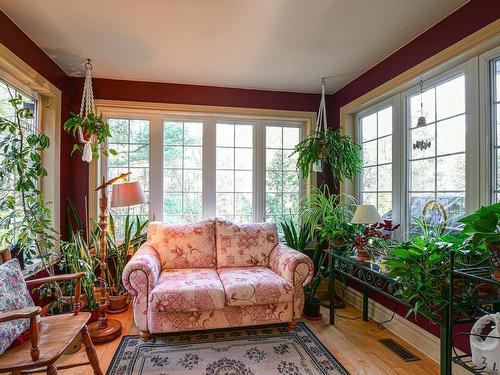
[107,323,349,375]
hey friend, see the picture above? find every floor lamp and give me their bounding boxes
[88,172,146,343]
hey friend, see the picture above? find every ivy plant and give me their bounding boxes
[0,93,58,276]
[64,112,116,160]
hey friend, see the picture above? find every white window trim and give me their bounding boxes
[91,100,316,225]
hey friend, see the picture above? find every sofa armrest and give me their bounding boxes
[122,243,161,298]
[269,243,314,287]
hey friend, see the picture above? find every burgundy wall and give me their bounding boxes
[67,77,322,223]
[0,11,73,238]
[328,0,500,345]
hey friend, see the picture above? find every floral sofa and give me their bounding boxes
[122,218,313,339]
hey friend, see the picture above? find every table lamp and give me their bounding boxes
[88,172,146,343]
[351,205,381,262]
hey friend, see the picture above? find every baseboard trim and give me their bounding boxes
[335,284,469,375]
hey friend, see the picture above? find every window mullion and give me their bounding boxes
[203,118,216,218]
[149,115,163,222]
[254,120,265,222]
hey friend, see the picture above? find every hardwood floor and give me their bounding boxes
[57,305,439,374]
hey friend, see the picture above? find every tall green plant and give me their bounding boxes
[279,217,312,252]
[0,91,58,276]
[298,186,357,302]
[292,128,362,182]
[103,213,148,296]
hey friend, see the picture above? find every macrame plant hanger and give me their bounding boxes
[78,59,97,163]
[313,78,328,172]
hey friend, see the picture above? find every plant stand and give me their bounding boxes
[448,252,500,374]
[326,249,454,375]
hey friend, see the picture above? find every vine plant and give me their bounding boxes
[0,92,58,278]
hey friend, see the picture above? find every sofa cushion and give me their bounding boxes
[215,219,278,268]
[218,267,293,307]
[147,219,216,269]
[149,268,225,313]
[0,259,36,355]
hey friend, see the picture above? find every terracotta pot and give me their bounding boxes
[108,292,129,313]
[487,242,500,280]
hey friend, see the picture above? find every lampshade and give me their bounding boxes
[111,181,146,208]
[351,204,381,224]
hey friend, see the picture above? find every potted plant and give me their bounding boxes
[385,219,486,322]
[297,187,357,319]
[64,112,116,161]
[0,92,59,280]
[103,214,148,313]
[458,203,500,280]
[292,128,362,182]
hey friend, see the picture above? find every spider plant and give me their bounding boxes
[292,128,362,183]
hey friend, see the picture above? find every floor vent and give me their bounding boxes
[378,338,420,362]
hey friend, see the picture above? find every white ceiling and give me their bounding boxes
[1,0,468,94]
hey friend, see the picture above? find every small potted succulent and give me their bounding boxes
[459,203,500,280]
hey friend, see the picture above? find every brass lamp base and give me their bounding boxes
[88,319,122,343]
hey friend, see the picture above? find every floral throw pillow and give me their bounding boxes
[0,259,35,355]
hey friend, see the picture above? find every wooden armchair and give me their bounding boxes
[0,249,103,375]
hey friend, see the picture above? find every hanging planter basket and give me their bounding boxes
[64,59,115,162]
[292,79,362,183]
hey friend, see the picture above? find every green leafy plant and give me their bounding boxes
[64,112,116,160]
[0,91,58,277]
[298,186,357,302]
[292,128,362,182]
[103,213,148,296]
[385,219,486,322]
[279,217,312,252]
[458,203,500,247]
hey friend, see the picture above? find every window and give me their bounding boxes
[492,58,500,202]
[358,106,393,218]
[107,118,150,234]
[0,80,38,242]
[102,112,307,230]
[407,74,466,235]
[265,124,301,223]
[163,120,203,224]
[216,122,253,222]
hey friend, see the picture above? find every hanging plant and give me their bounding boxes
[64,59,115,162]
[64,112,115,160]
[292,79,362,183]
[293,127,362,183]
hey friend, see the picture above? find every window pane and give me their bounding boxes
[216,122,253,222]
[436,116,466,156]
[436,75,465,120]
[437,154,466,191]
[359,107,393,216]
[362,140,377,166]
[163,120,203,222]
[265,124,301,221]
[410,158,435,191]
